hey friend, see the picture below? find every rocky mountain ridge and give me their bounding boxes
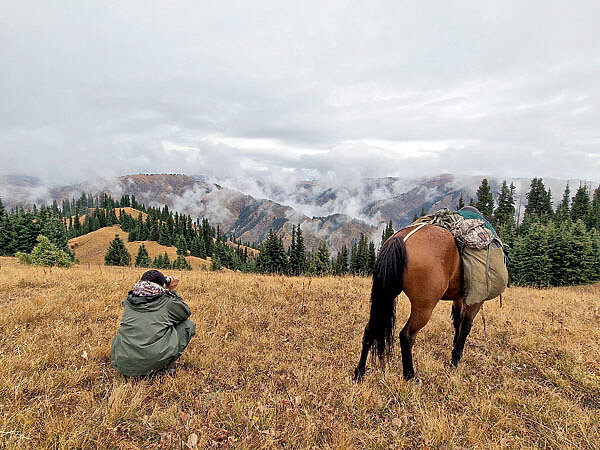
[1,173,594,252]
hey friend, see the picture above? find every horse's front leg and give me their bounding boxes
[451,302,482,367]
[353,323,373,382]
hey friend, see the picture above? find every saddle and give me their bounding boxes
[409,208,508,305]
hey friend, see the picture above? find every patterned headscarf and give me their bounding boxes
[131,280,168,297]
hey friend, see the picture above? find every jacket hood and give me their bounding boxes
[127,281,172,307]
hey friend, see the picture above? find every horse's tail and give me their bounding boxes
[369,234,407,364]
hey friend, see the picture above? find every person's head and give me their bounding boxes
[141,270,170,287]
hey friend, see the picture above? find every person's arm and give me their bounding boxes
[166,292,191,323]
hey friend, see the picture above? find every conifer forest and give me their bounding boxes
[1,177,600,287]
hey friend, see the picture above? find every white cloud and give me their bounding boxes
[1,0,599,186]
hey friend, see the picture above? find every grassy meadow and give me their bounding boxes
[0,256,599,448]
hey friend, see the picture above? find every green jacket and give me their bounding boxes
[111,289,191,376]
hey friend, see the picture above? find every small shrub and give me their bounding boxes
[15,252,33,265]
[26,235,73,267]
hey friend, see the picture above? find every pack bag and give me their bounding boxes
[462,241,508,306]
[451,218,494,250]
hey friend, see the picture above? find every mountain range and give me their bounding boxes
[0,173,594,252]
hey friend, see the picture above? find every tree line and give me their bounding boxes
[3,179,600,287]
[464,178,600,287]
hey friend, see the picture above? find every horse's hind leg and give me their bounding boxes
[451,298,464,347]
[451,302,482,367]
[353,324,373,382]
[399,304,435,380]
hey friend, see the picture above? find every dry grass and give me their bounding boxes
[68,225,211,270]
[0,256,599,449]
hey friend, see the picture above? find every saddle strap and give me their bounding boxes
[403,223,428,242]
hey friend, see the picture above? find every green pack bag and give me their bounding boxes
[462,242,508,306]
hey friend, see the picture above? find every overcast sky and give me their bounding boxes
[1,1,599,186]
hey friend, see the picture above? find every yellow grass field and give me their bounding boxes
[68,225,211,270]
[0,257,599,448]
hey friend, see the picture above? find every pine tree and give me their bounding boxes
[335,245,349,275]
[107,208,118,226]
[310,240,331,276]
[523,178,554,226]
[510,223,551,287]
[128,226,138,242]
[104,234,131,266]
[175,234,188,255]
[367,242,377,275]
[149,219,159,241]
[172,254,192,270]
[493,181,516,227]
[162,252,171,268]
[589,186,600,231]
[40,214,69,250]
[547,222,572,286]
[588,229,600,282]
[381,219,394,245]
[0,199,10,255]
[13,212,41,253]
[210,255,222,271]
[497,220,517,250]
[555,183,571,224]
[0,213,16,255]
[456,193,465,210]
[158,225,171,246]
[290,225,306,275]
[73,208,82,235]
[190,236,206,258]
[350,233,368,275]
[569,220,593,285]
[152,254,164,268]
[202,218,213,257]
[571,185,591,226]
[475,178,494,218]
[134,244,151,267]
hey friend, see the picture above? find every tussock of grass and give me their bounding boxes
[0,256,598,448]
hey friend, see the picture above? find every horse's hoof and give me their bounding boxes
[353,367,365,383]
[450,358,459,368]
[403,371,415,381]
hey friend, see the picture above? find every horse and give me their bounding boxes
[353,223,483,381]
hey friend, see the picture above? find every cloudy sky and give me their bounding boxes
[1,1,599,186]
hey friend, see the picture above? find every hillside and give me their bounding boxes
[68,225,210,270]
[0,259,598,447]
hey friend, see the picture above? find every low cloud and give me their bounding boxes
[2,1,599,189]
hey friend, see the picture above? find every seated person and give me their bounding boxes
[111,269,195,376]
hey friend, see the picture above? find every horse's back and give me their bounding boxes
[398,224,463,302]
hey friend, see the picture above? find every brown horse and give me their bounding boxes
[353,224,483,381]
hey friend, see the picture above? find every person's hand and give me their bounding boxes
[167,276,179,291]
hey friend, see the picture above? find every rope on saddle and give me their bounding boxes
[402,223,427,242]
